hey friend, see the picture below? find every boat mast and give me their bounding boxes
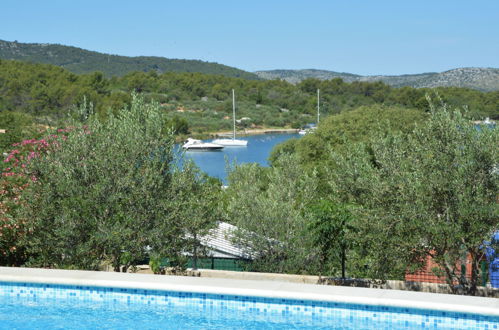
[317,89,320,125]
[232,89,236,140]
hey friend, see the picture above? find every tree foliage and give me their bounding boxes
[223,155,321,274]
[0,40,260,79]
[0,111,40,152]
[1,59,497,137]
[307,200,356,278]
[225,99,497,295]
[326,100,498,293]
[17,95,217,271]
[270,105,427,167]
[0,136,56,266]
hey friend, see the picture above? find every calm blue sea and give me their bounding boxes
[179,133,300,183]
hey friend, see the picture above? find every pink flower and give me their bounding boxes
[4,154,17,162]
[2,172,16,177]
[21,139,36,146]
[57,127,73,133]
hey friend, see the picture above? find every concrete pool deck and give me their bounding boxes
[1,266,498,317]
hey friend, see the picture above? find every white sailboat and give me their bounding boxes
[212,89,248,146]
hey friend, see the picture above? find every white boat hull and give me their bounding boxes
[183,145,224,151]
[212,138,248,146]
[182,138,224,151]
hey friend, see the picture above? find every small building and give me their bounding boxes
[405,252,488,286]
[185,222,252,271]
[199,222,249,260]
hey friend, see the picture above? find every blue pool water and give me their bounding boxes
[180,133,300,182]
[1,282,498,329]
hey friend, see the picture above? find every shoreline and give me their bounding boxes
[175,128,299,143]
[212,128,299,136]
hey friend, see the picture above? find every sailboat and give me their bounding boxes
[212,89,248,146]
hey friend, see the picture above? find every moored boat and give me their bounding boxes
[182,138,224,151]
[211,138,248,146]
[298,129,308,135]
[212,89,248,147]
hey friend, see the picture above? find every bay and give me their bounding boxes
[179,133,300,183]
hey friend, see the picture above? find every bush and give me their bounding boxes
[19,95,214,271]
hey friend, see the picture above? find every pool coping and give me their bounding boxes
[1,267,498,317]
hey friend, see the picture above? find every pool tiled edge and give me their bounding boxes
[1,266,498,321]
[1,280,498,329]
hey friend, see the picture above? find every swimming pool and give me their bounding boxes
[0,267,498,329]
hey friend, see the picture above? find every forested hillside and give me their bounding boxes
[0,39,260,79]
[0,59,497,151]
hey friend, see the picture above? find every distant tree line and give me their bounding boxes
[0,59,497,148]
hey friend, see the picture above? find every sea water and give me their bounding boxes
[180,133,299,183]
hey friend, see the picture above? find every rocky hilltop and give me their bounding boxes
[255,67,499,91]
[255,69,361,84]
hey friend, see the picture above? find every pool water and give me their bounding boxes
[1,296,329,329]
[0,282,498,329]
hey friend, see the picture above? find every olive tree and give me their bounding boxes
[328,101,498,294]
[224,155,321,274]
[306,200,356,279]
[21,95,196,271]
[153,161,221,270]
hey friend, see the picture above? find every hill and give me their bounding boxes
[0,39,260,80]
[0,59,496,143]
[255,69,361,84]
[255,67,499,91]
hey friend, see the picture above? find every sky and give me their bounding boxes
[1,0,498,75]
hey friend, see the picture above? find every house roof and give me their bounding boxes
[199,222,250,260]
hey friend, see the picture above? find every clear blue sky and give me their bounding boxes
[1,0,498,75]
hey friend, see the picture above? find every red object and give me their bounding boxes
[405,253,475,284]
